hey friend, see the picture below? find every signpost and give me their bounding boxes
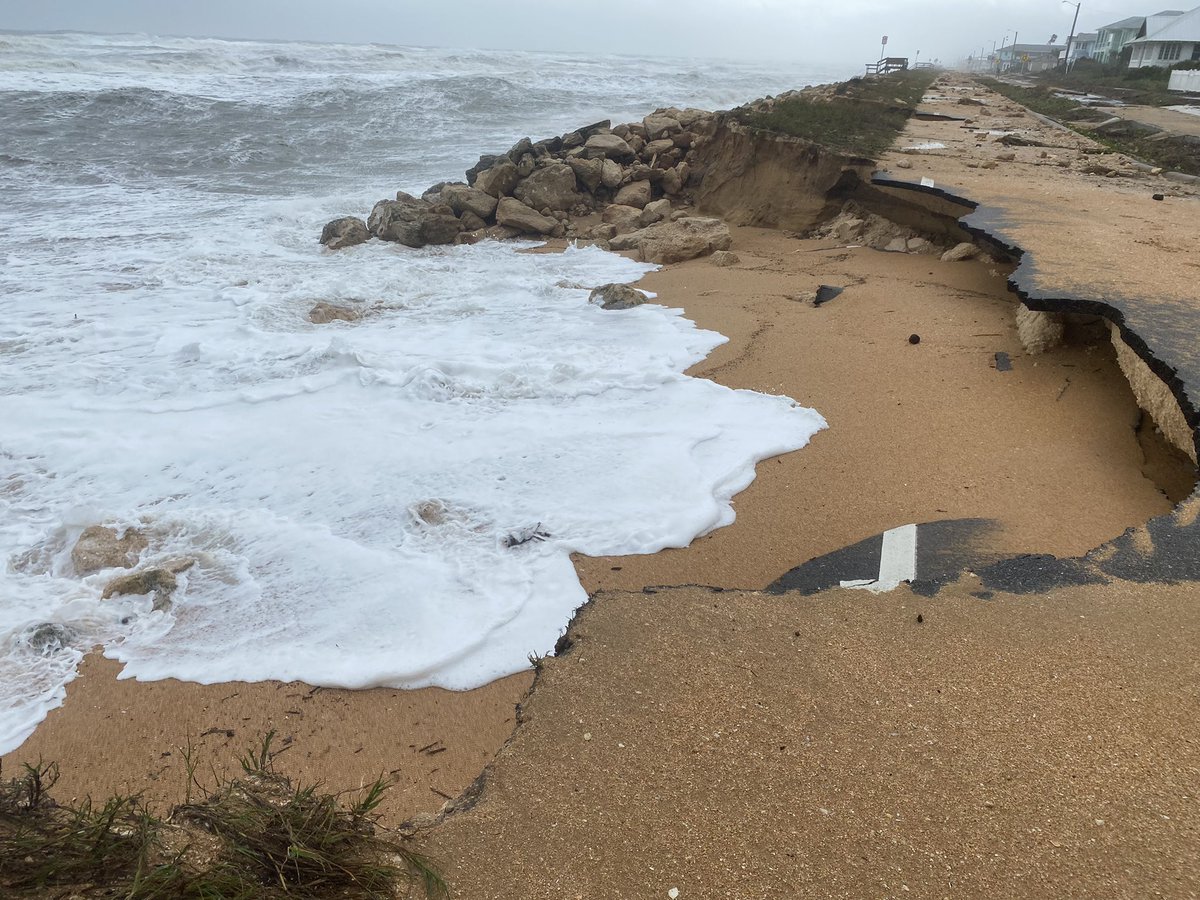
[881,35,888,63]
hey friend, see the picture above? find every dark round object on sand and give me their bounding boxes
[908,333,921,345]
[1152,193,1164,201]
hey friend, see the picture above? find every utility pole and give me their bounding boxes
[1062,1,1082,70]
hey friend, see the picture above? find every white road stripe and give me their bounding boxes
[840,523,918,594]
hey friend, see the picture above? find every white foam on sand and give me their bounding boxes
[0,30,835,755]
[0,237,826,753]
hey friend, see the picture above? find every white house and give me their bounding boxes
[1129,5,1200,66]
[1067,31,1099,64]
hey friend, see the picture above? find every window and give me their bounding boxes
[1158,42,1183,61]
[1192,43,1200,61]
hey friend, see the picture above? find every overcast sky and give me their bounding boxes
[3,0,1173,63]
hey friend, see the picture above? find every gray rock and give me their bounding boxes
[367,196,462,248]
[25,622,75,655]
[589,283,648,310]
[579,119,612,138]
[474,158,521,198]
[319,217,371,250]
[584,133,636,162]
[507,137,534,161]
[710,250,740,267]
[614,181,653,209]
[513,163,581,212]
[495,197,558,235]
[72,525,147,575]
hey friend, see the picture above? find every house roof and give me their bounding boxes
[1073,32,1099,41]
[1131,4,1200,41]
[1099,16,1145,30]
[1139,9,1189,36]
[1007,43,1066,53]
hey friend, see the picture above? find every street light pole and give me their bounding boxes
[1062,1,1082,70]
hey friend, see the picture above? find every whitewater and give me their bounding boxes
[0,31,845,754]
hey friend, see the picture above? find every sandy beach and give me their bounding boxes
[6,70,1200,895]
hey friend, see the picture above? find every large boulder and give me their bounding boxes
[367,194,463,248]
[600,159,624,190]
[507,137,534,161]
[661,165,683,196]
[584,133,636,162]
[643,138,676,160]
[601,204,643,235]
[102,559,193,611]
[495,197,558,235]
[466,154,500,185]
[676,108,712,129]
[513,164,581,212]
[609,217,732,264]
[640,198,672,227]
[319,217,371,250]
[459,211,487,232]
[474,158,521,198]
[614,180,653,209]
[437,183,498,220]
[643,114,683,141]
[72,525,147,575]
[567,157,604,193]
[588,283,649,310]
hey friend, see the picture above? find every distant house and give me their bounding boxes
[1095,15,1151,63]
[1129,6,1200,66]
[998,43,1067,73]
[1067,31,1099,64]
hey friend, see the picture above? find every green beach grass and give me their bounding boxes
[733,69,938,157]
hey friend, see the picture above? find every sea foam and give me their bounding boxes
[0,31,836,754]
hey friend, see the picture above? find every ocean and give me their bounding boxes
[0,31,843,754]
